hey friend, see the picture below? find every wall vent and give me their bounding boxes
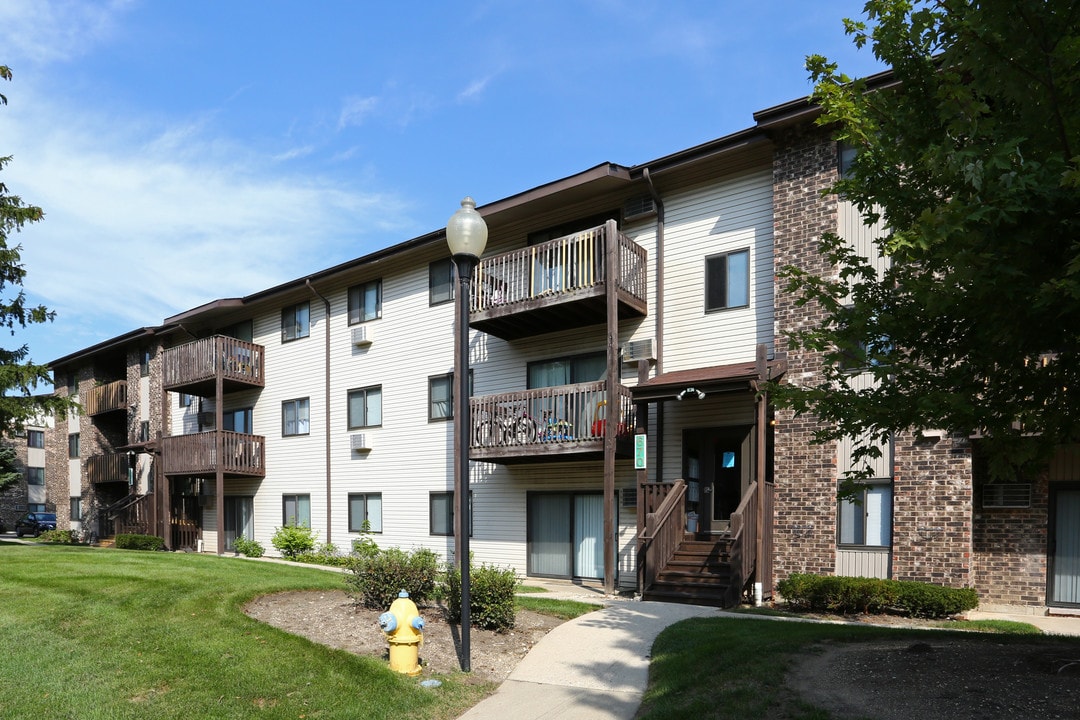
[351,433,372,452]
[621,487,637,508]
[352,326,374,346]
[982,483,1031,509]
[623,194,656,221]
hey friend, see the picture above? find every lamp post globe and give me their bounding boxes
[446,196,488,260]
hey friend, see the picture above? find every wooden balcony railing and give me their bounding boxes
[86,453,130,484]
[83,380,127,416]
[162,336,265,391]
[469,381,634,459]
[162,430,265,477]
[467,222,647,338]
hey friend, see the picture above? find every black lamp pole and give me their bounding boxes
[446,197,487,673]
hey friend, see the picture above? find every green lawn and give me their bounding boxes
[0,545,489,720]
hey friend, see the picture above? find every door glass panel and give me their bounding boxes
[1052,490,1080,605]
[528,495,571,577]
[574,495,604,580]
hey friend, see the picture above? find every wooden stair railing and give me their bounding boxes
[638,480,687,592]
[725,480,759,607]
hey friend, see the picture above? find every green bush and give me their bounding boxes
[343,546,441,609]
[114,533,165,551]
[777,572,978,619]
[38,529,79,545]
[271,525,317,558]
[232,537,265,558]
[445,562,519,632]
[293,542,351,567]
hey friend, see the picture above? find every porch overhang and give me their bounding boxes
[631,359,787,402]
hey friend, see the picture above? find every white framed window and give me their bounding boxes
[281,302,310,342]
[838,482,893,547]
[282,398,310,436]
[347,386,382,429]
[348,493,383,533]
[348,280,382,324]
[705,249,750,312]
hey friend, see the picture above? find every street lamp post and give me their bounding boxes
[446,196,488,673]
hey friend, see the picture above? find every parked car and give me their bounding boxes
[14,512,56,537]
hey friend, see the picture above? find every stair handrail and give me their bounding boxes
[100,492,146,520]
[639,480,687,591]
[726,480,759,606]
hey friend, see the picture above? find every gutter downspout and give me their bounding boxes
[307,279,333,541]
[642,167,665,482]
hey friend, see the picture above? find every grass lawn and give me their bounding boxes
[0,544,491,720]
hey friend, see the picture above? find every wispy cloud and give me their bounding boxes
[0,0,132,65]
[338,96,380,129]
[456,77,491,103]
[272,145,315,162]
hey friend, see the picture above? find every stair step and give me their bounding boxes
[643,587,731,607]
[656,570,733,584]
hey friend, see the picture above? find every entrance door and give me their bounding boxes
[527,492,605,580]
[1050,487,1080,607]
[685,428,751,534]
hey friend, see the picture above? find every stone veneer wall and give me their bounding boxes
[971,472,1048,608]
[0,435,29,528]
[770,125,841,581]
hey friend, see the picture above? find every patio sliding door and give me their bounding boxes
[527,492,604,580]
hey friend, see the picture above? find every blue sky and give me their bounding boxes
[1,0,883,374]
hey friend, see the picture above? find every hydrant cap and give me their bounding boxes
[398,589,409,598]
[411,616,425,631]
[378,611,397,633]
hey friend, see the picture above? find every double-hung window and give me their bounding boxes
[704,249,750,312]
[282,398,310,436]
[428,372,472,422]
[27,430,44,449]
[429,259,455,306]
[68,433,80,459]
[282,494,311,527]
[348,280,382,324]
[26,467,44,486]
[70,496,82,522]
[348,386,382,429]
[281,302,310,342]
[348,493,383,533]
[430,491,472,536]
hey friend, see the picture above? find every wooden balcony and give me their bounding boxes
[162,431,265,478]
[469,221,647,340]
[162,336,265,396]
[469,381,635,464]
[84,380,127,416]
[86,453,130,484]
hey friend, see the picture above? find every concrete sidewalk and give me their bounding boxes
[457,598,717,720]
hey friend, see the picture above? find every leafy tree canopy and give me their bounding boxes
[774,1,1080,480]
[0,66,75,438]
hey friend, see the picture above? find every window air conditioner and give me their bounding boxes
[352,326,374,346]
[624,339,654,363]
[198,412,216,427]
[351,433,372,452]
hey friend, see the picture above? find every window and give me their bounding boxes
[70,496,82,522]
[838,482,893,547]
[705,249,750,312]
[27,467,44,486]
[429,372,472,421]
[348,493,383,533]
[223,407,253,434]
[66,372,77,395]
[348,280,382,324]
[281,302,310,342]
[282,494,311,527]
[282,398,310,436]
[140,349,152,377]
[430,491,472,536]
[27,430,44,449]
[139,421,150,443]
[179,393,194,407]
[527,352,606,389]
[838,141,858,178]
[220,320,254,342]
[347,386,382,429]
[429,259,455,306]
[68,433,80,459]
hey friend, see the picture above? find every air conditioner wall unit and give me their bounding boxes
[351,433,372,452]
[624,339,655,363]
[623,194,657,221]
[352,326,374,346]
[198,412,216,427]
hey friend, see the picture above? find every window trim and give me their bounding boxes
[347,385,383,430]
[26,467,45,486]
[27,430,44,449]
[70,496,83,522]
[348,492,383,533]
[429,491,473,537]
[428,258,455,306]
[281,397,311,437]
[282,493,312,528]
[68,433,80,459]
[281,301,311,343]
[704,248,751,313]
[837,480,893,549]
[348,279,383,325]
[428,371,472,422]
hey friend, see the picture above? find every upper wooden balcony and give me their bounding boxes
[162,336,265,397]
[84,380,127,416]
[86,453,130,484]
[162,430,265,478]
[469,221,648,340]
[469,381,635,464]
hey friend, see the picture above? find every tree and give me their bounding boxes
[0,66,74,450]
[773,1,1080,482]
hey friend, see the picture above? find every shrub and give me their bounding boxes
[445,562,519,632]
[38,529,78,545]
[114,533,165,551]
[777,572,978,619]
[343,546,441,609]
[293,542,351,567]
[271,525,317,558]
[232,537,265,558]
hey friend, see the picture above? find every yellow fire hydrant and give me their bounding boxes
[377,590,425,676]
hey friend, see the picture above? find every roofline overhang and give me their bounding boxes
[49,326,160,369]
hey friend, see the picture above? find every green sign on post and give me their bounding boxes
[634,433,647,470]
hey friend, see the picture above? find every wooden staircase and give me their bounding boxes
[643,536,742,607]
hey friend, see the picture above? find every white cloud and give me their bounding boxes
[0,0,132,65]
[338,96,380,129]
[272,145,315,162]
[456,77,491,103]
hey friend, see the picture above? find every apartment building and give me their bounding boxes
[0,420,51,530]
[46,80,1078,612]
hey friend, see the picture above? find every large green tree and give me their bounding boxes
[774,1,1080,480]
[0,66,74,490]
